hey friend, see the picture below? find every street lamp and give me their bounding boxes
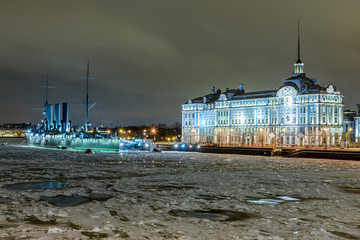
[151,128,156,142]
[322,127,328,149]
[274,131,277,148]
[218,128,222,146]
[348,127,353,148]
[259,128,263,147]
[281,128,285,147]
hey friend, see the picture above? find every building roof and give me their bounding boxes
[232,90,277,100]
[184,66,336,105]
[185,92,221,104]
[186,89,278,104]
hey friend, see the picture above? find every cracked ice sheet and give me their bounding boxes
[0,146,359,239]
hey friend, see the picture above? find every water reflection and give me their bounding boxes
[42,195,88,206]
[6,182,71,191]
[169,209,254,221]
[197,195,233,200]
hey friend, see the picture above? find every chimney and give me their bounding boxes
[62,103,69,132]
[238,84,245,94]
[54,104,61,131]
[45,104,54,130]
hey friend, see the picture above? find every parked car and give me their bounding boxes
[173,143,187,148]
[190,144,201,149]
[205,143,217,147]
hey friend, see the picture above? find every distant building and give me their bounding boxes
[352,105,360,143]
[181,35,347,147]
[343,110,356,142]
[0,123,30,138]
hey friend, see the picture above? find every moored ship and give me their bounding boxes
[26,64,153,151]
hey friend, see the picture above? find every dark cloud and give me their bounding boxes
[0,0,360,126]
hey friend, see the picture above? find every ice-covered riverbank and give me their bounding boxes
[0,146,359,239]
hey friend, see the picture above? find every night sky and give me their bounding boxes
[1,0,360,127]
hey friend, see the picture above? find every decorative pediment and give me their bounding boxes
[219,94,227,101]
[326,84,340,95]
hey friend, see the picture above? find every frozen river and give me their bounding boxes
[0,146,359,239]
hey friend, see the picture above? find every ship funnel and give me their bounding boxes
[54,104,61,131]
[62,103,69,132]
[45,104,54,130]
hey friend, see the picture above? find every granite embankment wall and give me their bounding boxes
[158,144,360,160]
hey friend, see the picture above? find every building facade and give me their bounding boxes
[349,105,360,143]
[182,49,345,147]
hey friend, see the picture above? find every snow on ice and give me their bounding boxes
[0,146,359,239]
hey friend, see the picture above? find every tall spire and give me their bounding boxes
[297,21,301,62]
[293,21,304,74]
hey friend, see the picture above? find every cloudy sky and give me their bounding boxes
[0,0,359,126]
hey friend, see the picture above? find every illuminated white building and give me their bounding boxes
[345,107,360,143]
[354,110,360,143]
[182,37,345,147]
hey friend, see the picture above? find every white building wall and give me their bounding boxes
[182,93,344,147]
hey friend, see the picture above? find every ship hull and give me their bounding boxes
[25,133,145,151]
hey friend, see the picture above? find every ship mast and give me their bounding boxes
[40,73,56,131]
[80,62,97,132]
[45,73,49,105]
[85,62,90,132]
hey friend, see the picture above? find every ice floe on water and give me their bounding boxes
[276,196,300,201]
[0,146,360,239]
[246,196,301,205]
[247,199,284,205]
